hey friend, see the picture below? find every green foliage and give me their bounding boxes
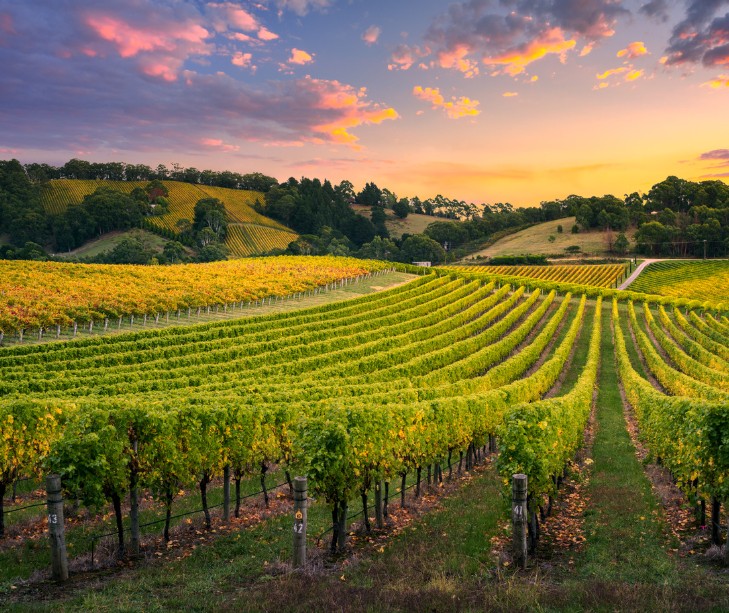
[424,221,469,247]
[400,234,446,264]
[392,198,410,219]
[193,198,228,239]
[498,297,601,498]
[613,300,729,501]
[614,232,629,254]
[356,182,382,207]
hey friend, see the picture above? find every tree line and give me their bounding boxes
[2,156,729,264]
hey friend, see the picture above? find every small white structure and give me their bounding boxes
[412,261,432,267]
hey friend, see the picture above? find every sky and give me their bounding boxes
[0,0,728,207]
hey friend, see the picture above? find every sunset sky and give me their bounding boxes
[1,0,728,206]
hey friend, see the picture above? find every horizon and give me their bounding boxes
[1,0,727,207]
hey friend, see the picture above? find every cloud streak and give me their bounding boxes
[412,86,480,119]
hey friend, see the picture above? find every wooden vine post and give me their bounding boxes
[512,473,528,569]
[292,476,307,569]
[46,475,69,582]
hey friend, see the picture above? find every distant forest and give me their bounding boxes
[1,157,729,264]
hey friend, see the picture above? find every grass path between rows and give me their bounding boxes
[577,301,677,583]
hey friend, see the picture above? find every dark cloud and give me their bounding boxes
[392,0,629,76]
[665,0,729,66]
[639,0,670,21]
[520,0,629,40]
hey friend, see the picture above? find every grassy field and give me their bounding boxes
[468,216,638,259]
[628,260,729,304]
[350,204,452,238]
[53,228,172,260]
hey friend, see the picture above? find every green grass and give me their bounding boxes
[575,302,677,583]
[469,217,637,259]
[349,204,454,239]
[53,229,171,260]
[0,469,291,587]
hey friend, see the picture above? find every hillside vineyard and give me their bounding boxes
[2,269,728,559]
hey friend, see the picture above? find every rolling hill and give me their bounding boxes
[40,179,298,257]
[466,216,638,259]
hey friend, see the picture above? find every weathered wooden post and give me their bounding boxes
[223,465,231,523]
[293,476,307,569]
[512,474,528,569]
[129,437,140,556]
[46,475,69,582]
[711,498,721,545]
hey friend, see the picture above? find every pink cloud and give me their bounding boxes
[228,32,255,43]
[208,3,258,31]
[412,86,480,119]
[580,43,595,57]
[201,137,240,152]
[140,60,178,82]
[388,44,428,71]
[85,14,209,59]
[302,76,399,146]
[231,51,253,68]
[362,25,381,45]
[207,3,278,42]
[289,48,314,65]
[436,45,479,78]
[83,11,211,81]
[257,27,278,41]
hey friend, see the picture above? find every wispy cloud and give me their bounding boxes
[362,25,381,45]
[412,86,480,119]
[702,75,729,89]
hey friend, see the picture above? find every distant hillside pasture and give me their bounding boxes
[628,260,729,303]
[40,179,295,257]
[468,216,638,259]
[54,228,171,259]
[350,204,457,238]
